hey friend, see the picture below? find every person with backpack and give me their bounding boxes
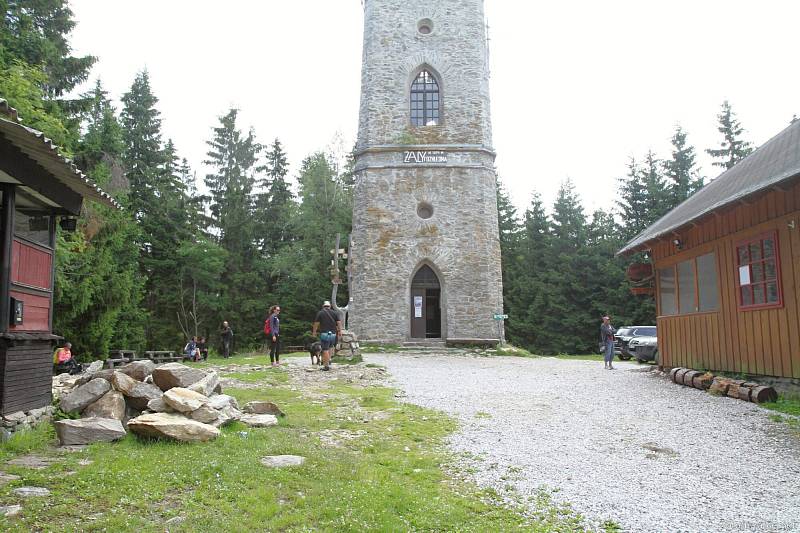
[265,305,281,367]
[53,342,82,375]
[184,336,199,362]
[312,301,342,372]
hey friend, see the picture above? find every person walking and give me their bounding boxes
[600,315,616,370]
[312,301,342,372]
[266,305,281,367]
[220,321,234,359]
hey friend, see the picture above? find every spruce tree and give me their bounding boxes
[0,0,96,97]
[617,157,649,240]
[257,138,296,256]
[706,100,753,170]
[121,71,164,221]
[641,150,669,224]
[56,82,145,355]
[204,108,267,347]
[664,125,703,206]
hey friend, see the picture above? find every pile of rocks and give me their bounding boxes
[1,406,56,441]
[54,361,283,445]
[335,329,361,359]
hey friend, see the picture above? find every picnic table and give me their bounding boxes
[143,350,184,364]
[106,349,137,369]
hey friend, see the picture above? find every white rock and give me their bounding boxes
[82,390,126,420]
[207,394,238,410]
[188,371,219,396]
[260,455,305,467]
[189,404,219,424]
[53,418,126,445]
[163,388,208,413]
[0,504,22,517]
[13,486,50,497]
[239,414,278,428]
[151,363,207,391]
[146,397,175,413]
[127,413,220,443]
[60,379,111,413]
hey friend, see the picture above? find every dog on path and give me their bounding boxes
[309,341,323,366]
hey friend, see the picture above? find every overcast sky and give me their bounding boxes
[68,0,800,216]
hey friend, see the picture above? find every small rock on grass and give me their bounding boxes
[13,486,50,497]
[0,504,22,517]
[242,401,285,417]
[0,472,21,485]
[239,414,278,428]
[260,455,305,468]
[6,455,56,469]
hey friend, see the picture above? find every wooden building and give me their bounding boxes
[0,100,118,415]
[619,120,800,380]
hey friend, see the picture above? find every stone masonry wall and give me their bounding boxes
[349,161,503,340]
[357,0,492,149]
[350,0,504,342]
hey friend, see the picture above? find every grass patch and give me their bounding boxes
[761,394,800,417]
[222,369,289,385]
[0,355,593,532]
[474,411,492,419]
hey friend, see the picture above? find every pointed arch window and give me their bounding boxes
[410,70,440,126]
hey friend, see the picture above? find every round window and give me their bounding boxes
[417,18,433,35]
[417,202,434,219]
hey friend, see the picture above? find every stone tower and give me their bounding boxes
[348,0,504,343]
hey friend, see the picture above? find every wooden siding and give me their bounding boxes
[10,238,52,290]
[652,181,800,379]
[0,342,52,414]
[8,290,50,332]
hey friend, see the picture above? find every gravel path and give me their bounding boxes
[367,351,800,533]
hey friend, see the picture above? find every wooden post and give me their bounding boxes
[0,184,15,332]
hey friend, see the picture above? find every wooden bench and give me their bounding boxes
[106,349,138,369]
[143,350,184,364]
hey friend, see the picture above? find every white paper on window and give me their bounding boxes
[414,296,423,318]
[739,265,751,286]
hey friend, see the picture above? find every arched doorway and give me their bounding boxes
[410,265,442,338]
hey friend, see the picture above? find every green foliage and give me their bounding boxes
[0,60,72,149]
[664,124,703,205]
[706,100,754,170]
[53,81,145,357]
[0,0,95,97]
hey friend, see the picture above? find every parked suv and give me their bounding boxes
[627,329,658,363]
[615,326,656,361]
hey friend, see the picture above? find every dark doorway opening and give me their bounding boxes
[410,265,442,339]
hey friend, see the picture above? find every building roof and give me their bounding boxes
[0,99,120,210]
[618,119,800,255]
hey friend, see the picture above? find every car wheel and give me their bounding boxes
[653,350,659,365]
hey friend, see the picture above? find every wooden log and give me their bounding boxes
[669,368,681,383]
[708,378,730,396]
[674,368,689,385]
[693,372,714,390]
[682,370,701,386]
[750,386,778,404]
[737,386,753,402]
[727,383,741,399]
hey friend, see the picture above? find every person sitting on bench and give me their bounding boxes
[53,342,82,375]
